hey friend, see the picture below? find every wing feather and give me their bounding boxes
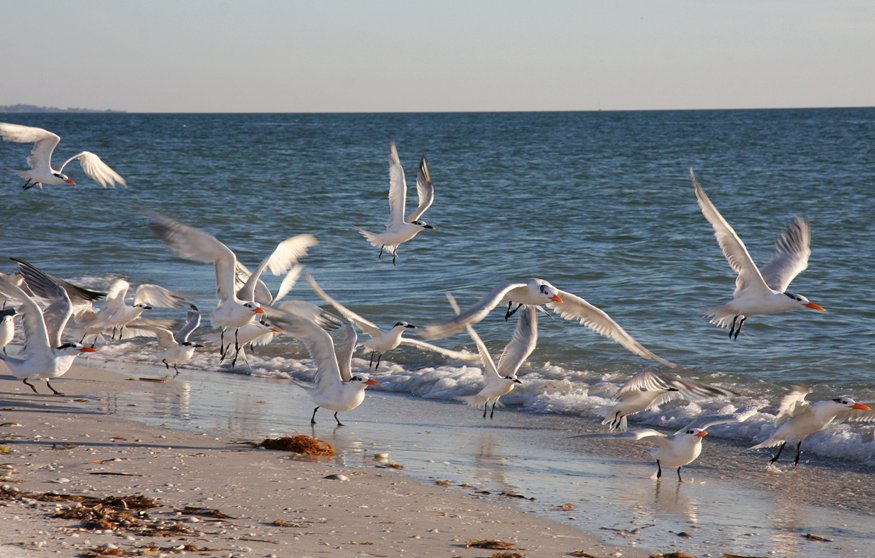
[406,155,434,222]
[419,282,529,339]
[386,139,407,227]
[496,306,537,377]
[0,122,59,172]
[759,216,811,292]
[59,151,126,187]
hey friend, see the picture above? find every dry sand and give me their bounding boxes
[0,364,648,558]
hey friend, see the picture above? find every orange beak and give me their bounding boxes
[550,294,563,303]
[271,327,283,334]
[851,403,871,411]
[254,307,265,314]
[65,179,76,185]
[695,431,708,438]
[79,346,98,353]
[365,379,380,386]
[806,302,825,311]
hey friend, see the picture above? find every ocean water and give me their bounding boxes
[2,109,875,446]
[3,109,875,556]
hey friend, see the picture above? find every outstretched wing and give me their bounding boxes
[549,290,676,368]
[675,407,758,435]
[445,292,499,381]
[618,370,736,399]
[238,234,317,302]
[406,155,434,222]
[774,385,812,425]
[419,282,529,339]
[759,216,811,292]
[0,122,59,173]
[335,323,358,382]
[496,305,538,377]
[134,283,187,308]
[8,260,72,348]
[0,277,53,351]
[690,169,771,297]
[400,337,479,362]
[305,273,382,338]
[59,151,126,187]
[386,139,407,227]
[268,308,343,392]
[175,304,202,344]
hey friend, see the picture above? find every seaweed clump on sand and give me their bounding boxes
[259,435,336,456]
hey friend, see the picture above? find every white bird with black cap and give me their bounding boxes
[0,121,126,189]
[359,139,436,265]
[0,260,98,395]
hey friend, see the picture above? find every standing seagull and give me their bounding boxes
[270,309,378,427]
[0,308,15,355]
[0,265,97,395]
[0,122,126,189]
[691,169,825,339]
[421,278,676,369]
[602,370,738,431]
[83,278,187,341]
[582,409,756,481]
[148,214,316,357]
[749,386,874,466]
[447,292,535,419]
[359,139,435,265]
[306,273,478,370]
[135,304,204,376]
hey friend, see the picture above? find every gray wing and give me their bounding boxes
[675,407,758,435]
[267,308,343,392]
[11,257,105,310]
[386,139,407,227]
[618,370,737,400]
[59,151,126,188]
[574,428,667,441]
[335,323,358,382]
[758,216,811,292]
[406,155,434,222]
[419,282,529,339]
[235,261,273,305]
[11,259,73,347]
[238,234,317,302]
[175,304,202,344]
[134,284,187,308]
[496,305,538,377]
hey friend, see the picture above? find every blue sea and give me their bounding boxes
[2,109,874,556]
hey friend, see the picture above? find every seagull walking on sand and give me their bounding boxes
[690,169,825,339]
[0,122,126,189]
[148,214,316,358]
[0,262,97,395]
[420,278,675,368]
[749,386,874,467]
[582,409,756,482]
[270,308,378,426]
[135,304,204,376]
[446,292,535,419]
[359,139,435,265]
[602,370,738,431]
[306,273,477,370]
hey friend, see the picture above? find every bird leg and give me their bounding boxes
[163,359,170,370]
[369,351,375,368]
[482,402,488,419]
[656,459,662,479]
[173,364,181,377]
[21,178,33,190]
[333,412,344,427]
[676,467,684,482]
[793,441,803,466]
[46,380,64,396]
[769,441,786,464]
[733,317,747,340]
[22,378,39,394]
[219,330,226,357]
[375,352,383,371]
[378,245,384,259]
[391,248,398,266]
[310,406,320,424]
[728,315,738,339]
[490,401,497,419]
[505,303,522,320]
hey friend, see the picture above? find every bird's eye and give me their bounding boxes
[687,430,694,434]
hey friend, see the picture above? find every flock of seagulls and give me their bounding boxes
[1,123,872,481]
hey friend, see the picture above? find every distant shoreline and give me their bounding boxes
[0,103,125,114]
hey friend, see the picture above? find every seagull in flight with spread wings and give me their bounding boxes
[359,139,435,265]
[420,277,675,368]
[0,122,126,189]
[691,169,825,339]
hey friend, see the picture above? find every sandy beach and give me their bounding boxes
[0,363,648,558]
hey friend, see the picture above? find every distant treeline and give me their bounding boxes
[0,104,124,113]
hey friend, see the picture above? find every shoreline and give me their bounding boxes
[0,363,646,558]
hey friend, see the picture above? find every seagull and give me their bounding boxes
[447,292,535,419]
[218,319,283,368]
[602,370,738,431]
[306,272,478,370]
[691,169,825,339]
[581,409,756,481]
[269,309,378,426]
[148,214,316,357]
[420,278,676,368]
[8,258,106,319]
[0,122,126,189]
[134,304,204,376]
[82,278,187,342]
[0,308,15,355]
[0,263,97,395]
[749,386,874,466]
[359,139,435,265]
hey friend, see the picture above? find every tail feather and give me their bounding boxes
[748,437,782,451]
[358,229,383,249]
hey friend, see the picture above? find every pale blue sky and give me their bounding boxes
[2,1,873,112]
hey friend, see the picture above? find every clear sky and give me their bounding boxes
[2,0,873,112]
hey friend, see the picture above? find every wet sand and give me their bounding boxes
[2,359,873,558]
